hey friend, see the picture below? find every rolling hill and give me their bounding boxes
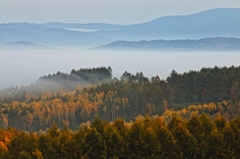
[0,41,54,50]
[94,37,240,51]
[1,8,240,48]
[0,22,111,49]
[94,8,240,41]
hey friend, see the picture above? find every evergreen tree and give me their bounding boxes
[82,128,106,159]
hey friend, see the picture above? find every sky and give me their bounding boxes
[1,1,240,24]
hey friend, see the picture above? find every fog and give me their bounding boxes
[0,49,240,89]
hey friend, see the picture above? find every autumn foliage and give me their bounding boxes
[0,113,239,158]
[0,66,240,158]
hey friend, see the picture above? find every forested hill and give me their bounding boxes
[40,66,112,84]
[0,69,174,131]
[167,65,240,102]
[95,37,240,51]
[21,67,113,93]
[0,66,240,132]
[37,66,112,89]
[1,113,240,158]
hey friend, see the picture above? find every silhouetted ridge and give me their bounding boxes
[95,37,240,51]
[39,66,113,85]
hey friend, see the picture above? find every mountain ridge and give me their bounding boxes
[1,8,240,48]
[0,41,55,50]
[0,22,112,49]
[94,37,240,51]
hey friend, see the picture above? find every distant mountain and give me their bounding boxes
[1,8,240,48]
[0,22,112,49]
[94,8,240,41]
[94,37,240,51]
[0,41,54,50]
[41,8,240,41]
[130,8,240,31]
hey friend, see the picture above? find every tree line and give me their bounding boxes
[0,72,173,131]
[167,65,240,102]
[0,66,240,158]
[1,66,240,131]
[1,113,240,158]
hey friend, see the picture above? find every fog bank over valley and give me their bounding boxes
[0,49,240,89]
[1,8,240,89]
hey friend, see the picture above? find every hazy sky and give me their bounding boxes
[1,1,240,24]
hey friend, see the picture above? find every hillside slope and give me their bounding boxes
[95,37,240,51]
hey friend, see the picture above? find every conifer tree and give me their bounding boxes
[82,128,106,159]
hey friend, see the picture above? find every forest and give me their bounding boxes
[1,113,240,158]
[167,66,240,102]
[0,65,240,158]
